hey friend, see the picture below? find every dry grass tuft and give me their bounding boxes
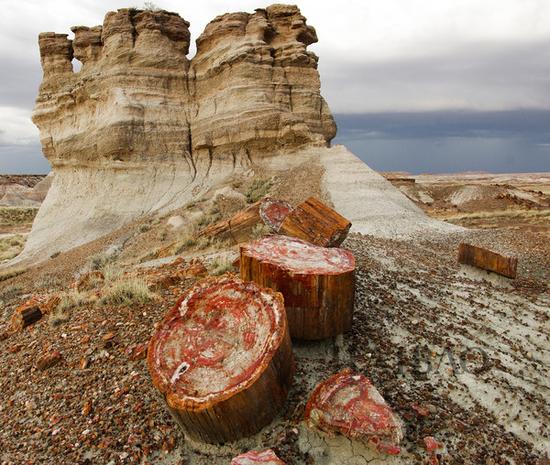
[100,278,156,306]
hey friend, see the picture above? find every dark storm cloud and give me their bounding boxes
[334,110,550,141]
[320,40,550,112]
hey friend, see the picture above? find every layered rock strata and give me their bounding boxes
[23,5,335,260]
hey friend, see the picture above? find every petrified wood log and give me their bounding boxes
[10,305,42,331]
[240,235,355,340]
[458,243,517,279]
[199,197,292,243]
[305,368,403,455]
[279,197,351,247]
[231,449,286,464]
[147,276,294,444]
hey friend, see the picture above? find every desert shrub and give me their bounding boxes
[0,234,25,261]
[139,223,151,233]
[49,291,89,326]
[245,178,273,203]
[0,267,26,282]
[210,257,234,276]
[251,223,271,239]
[102,263,123,282]
[100,278,155,306]
[174,236,197,254]
[0,283,23,303]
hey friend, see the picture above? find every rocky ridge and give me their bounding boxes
[23,5,335,262]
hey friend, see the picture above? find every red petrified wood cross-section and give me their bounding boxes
[147,276,294,444]
[199,197,292,243]
[231,449,287,464]
[305,368,403,455]
[240,235,355,340]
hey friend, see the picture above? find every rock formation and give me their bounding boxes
[22,5,335,260]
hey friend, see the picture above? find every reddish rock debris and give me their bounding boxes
[305,368,403,455]
[231,449,286,465]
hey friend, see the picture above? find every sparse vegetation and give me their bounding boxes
[251,222,271,239]
[100,278,156,306]
[210,256,234,275]
[139,223,151,233]
[197,207,223,229]
[102,263,123,282]
[0,207,38,226]
[245,178,273,203]
[49,290,90,326]
[0,234,25,261]
[0,267,26,282]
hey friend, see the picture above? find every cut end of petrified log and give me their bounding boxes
[259,197,292,233]
[279,197,351,247]
[147,275,294,443]
[240,235,355,340]
[231,449,286,464]
[241,235,355,276]
[199,197,292,243]
[305,368,403,455]
[458,243,517,279]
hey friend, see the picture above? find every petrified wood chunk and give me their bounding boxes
[458,243,517,279]
[199,197,292,243]
[10,303,43,331]
[305,368,403,455]
[240,235,355,340]
[231,449,286,464]
[279,197,351,247]
[147,276,294,444]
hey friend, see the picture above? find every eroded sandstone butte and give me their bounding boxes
[24,5,335,260]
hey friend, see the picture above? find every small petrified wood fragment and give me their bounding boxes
[279,197,351,247]
[305,368,403,455]
[240,235,355,340]
[10,304,42,331]
[458,243,517,278]
[147,276,294,444]
[199,197,292,243]
[231,449,286,465]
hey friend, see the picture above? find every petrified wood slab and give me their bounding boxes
[240,235,355,340]
[199,197,292,243]
[458,243,517,279]
[147,276,294,444]
[231,449,286,464]
[279,196,351,247]
[305,368,403,455]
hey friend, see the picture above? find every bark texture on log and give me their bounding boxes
[147,276,294,444]
[279,196,351,247]
[305,368,403,455]
[231,449,286,464]
[458,243,517,279]
[199,197,292,244]
[240,235,355,340]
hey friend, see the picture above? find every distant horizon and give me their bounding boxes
[2,109,549,175]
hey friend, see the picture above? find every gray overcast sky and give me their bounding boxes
[1,0,550,160]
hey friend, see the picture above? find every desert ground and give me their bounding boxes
[0,167,548,465]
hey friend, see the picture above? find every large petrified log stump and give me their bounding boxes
[147,276,294,444]
[305,368,403,455]
[199,197,292,243]
[240,235,355,340]
[458,243,517,278]
[231,449,286,464]
[279,197,351,247]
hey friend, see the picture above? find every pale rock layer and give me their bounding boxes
[19,5,336,262]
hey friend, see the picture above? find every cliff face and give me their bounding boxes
[23,5,335,260]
